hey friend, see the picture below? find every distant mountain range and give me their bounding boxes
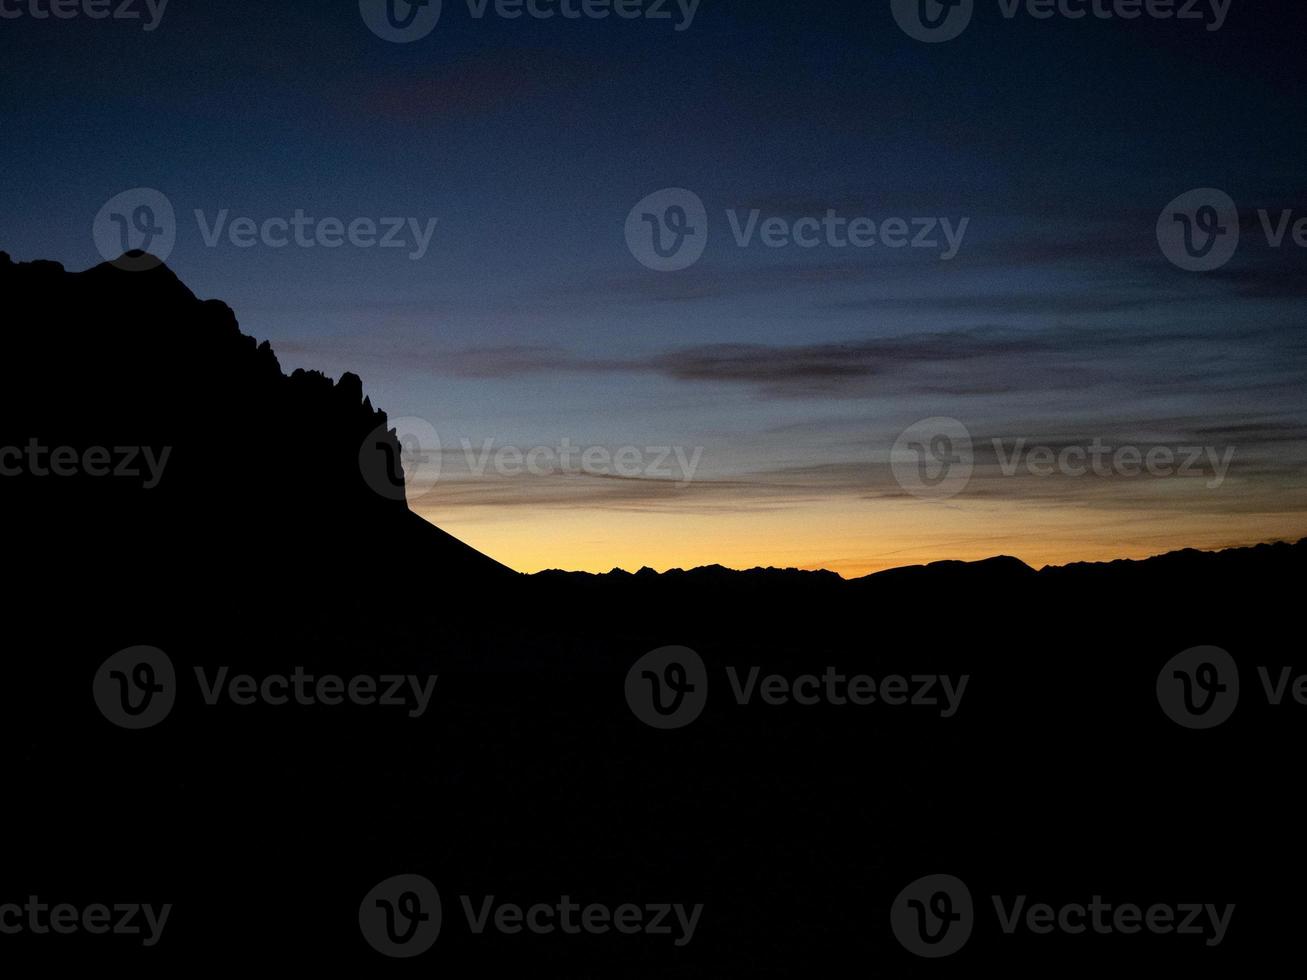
[534,541,1307,584]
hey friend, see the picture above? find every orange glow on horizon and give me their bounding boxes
[413,497,1306,578]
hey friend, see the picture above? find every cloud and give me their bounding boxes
[658,332,1043,373]
[1204,259,1307,299]
[432,322,1307,400]
[354,50,602,122]
[439,330,1047,379]
[442,345,634,378]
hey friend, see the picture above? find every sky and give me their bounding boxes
[2,0,1305,574]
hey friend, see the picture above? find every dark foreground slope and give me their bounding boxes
[1,253,1303,974]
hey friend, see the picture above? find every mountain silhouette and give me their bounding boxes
[3,251,1303,972]
[1,251,511,611]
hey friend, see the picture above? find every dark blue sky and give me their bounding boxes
[3,0,1304,572]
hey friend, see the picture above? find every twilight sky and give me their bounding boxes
[2,0,1304,573]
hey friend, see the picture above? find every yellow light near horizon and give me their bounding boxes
[411,496,1305,578]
